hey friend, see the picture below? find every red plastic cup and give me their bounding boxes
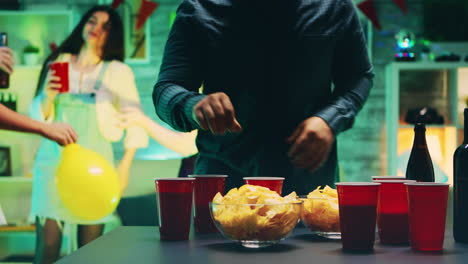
[155,178,195,240]
[336,182,381,251]
[406,182,449,251]
[372,176,406,181]
[49,62,69,93]
[375,180,415,245]
[189,175,227,233]
[243,177,284,195]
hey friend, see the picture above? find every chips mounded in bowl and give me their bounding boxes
[300,185,341,239]
[210,184,302,248]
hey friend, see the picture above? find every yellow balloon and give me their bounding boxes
[56,144,120,221]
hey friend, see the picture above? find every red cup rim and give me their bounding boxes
[188,174,228,178]
[371,176,406,179]
[210,201,302,206]
[373,180,416,184]
[243,177,285,180]
[404,182,450,186]
[49,62,69,65]
[335,182,381,186]
[155,178,195,182]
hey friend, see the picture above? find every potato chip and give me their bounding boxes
[211,184,301,241]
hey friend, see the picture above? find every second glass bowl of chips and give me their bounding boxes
[300,186,341,239]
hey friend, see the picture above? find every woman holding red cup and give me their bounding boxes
[29,5,148,263]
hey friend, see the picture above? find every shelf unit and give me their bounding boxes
[0,11,75,258]
[0,10,74,66]
[385,62,468,184]
[0,177,32,225]
[0,10,74,176]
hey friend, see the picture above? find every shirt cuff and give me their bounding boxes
[155,84,187,121]
[182,94,206,130]
[314,106,347,137]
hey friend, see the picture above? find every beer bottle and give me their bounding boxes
[405,123,435,182]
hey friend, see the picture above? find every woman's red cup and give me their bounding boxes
[49,62,69,93]
[375,180,415,245]
[336,182,381,252]
[405,182,449,251]
[243,177,284,195]
[189,174,227,233]
[155,178,195,240]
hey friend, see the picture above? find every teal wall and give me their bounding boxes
[338,0,425,181]
[123,0,184,160]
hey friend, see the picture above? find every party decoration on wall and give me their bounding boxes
[49,42,57,53]
[392,0,407,13]
[111,0,124,9]
[355,0,408,30]
[56,144,121,221]
[357,0,381,30]
[110,0,158,61]
[136,0,159,31]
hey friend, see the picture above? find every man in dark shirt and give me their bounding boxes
[153,0,374,195]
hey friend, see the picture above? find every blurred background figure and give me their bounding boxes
[0,103,77,146]
[119,106,197,157]
[117,106,197,226]
[28,5,147,263]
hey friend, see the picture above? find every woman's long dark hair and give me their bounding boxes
[34,5,124,96]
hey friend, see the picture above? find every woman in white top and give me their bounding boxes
[30,5,148,263]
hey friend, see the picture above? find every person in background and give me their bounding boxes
[0,46,77,145]
[117,106,197,226]
[120,106,198,178]
[0,104,77,145]
[29,5,147,263]
[119,106,197,157]
[153,0,374,195]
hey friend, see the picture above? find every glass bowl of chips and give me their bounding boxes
[300,186,341,239]
[210,184,302,248]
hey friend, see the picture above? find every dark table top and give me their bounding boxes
[58,226,468,264]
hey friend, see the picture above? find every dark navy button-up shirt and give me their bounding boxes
[153,0,374,194]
